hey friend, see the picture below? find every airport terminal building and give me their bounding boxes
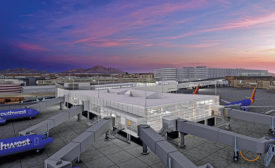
[57,88,219,137]
[154,66,269,81]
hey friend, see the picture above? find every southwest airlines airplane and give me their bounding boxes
[0,134,53,157]
[221,88,274,111]
[223,88,256,111]
[0,108,40,125]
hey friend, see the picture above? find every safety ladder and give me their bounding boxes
[264,144,275,167]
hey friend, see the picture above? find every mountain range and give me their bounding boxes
[0,66,124,74]
[64,65,124,74]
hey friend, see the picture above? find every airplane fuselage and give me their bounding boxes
[225,99,252,110]
[0,108,40,124]
[0,134,53,157]
[224,88,256,111]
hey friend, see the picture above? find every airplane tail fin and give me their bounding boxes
[193,85,200,94]
[250,88,256,103]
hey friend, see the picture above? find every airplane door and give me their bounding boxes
[34,137,39,146]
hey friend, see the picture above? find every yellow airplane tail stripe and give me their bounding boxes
[193,85,199,94]
[250,88,256,103]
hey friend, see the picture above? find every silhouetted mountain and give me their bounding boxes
[0,68,47,74]
[65,65,125,74]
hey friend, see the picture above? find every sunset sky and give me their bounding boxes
[1,0,275,72]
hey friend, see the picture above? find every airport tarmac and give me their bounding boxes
[1,87,275,168]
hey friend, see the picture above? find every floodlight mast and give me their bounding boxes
[145,81,147,112]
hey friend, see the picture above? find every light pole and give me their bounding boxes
[73,77,74,90]
[144,80,147,116]
[97,78,99,98]
[161,78,164,95]
[215,81,217,95]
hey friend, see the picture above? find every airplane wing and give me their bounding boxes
[242,106,275,108]
[224,103,242,107]
[220,99,231,104]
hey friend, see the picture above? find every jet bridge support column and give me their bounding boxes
[175,118,275,166]
[44,117,113,168]
[142,143,149,155]
[138,124,214,168]
[179,132,185,148]
[59,102,64,110]
[77,113,81,121]
[220,108,275,134]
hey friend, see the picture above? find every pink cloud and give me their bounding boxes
[183,42,220,48]
[17,42,49,51]
[72,37,156,48]
[130,0,208,18]
[20,0,232,50]
[260,48,275,53]
[165,12,275,39]
[44,0,215,49]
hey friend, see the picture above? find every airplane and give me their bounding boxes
[0,134,53,157]
[221,88,275,111]
[193,85,200,94]
[221,88,256,111]
[0,108,40,125]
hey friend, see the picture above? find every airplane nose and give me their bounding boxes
[34,110,40,116]
[0,117,6,125]
[46,137,54,144]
